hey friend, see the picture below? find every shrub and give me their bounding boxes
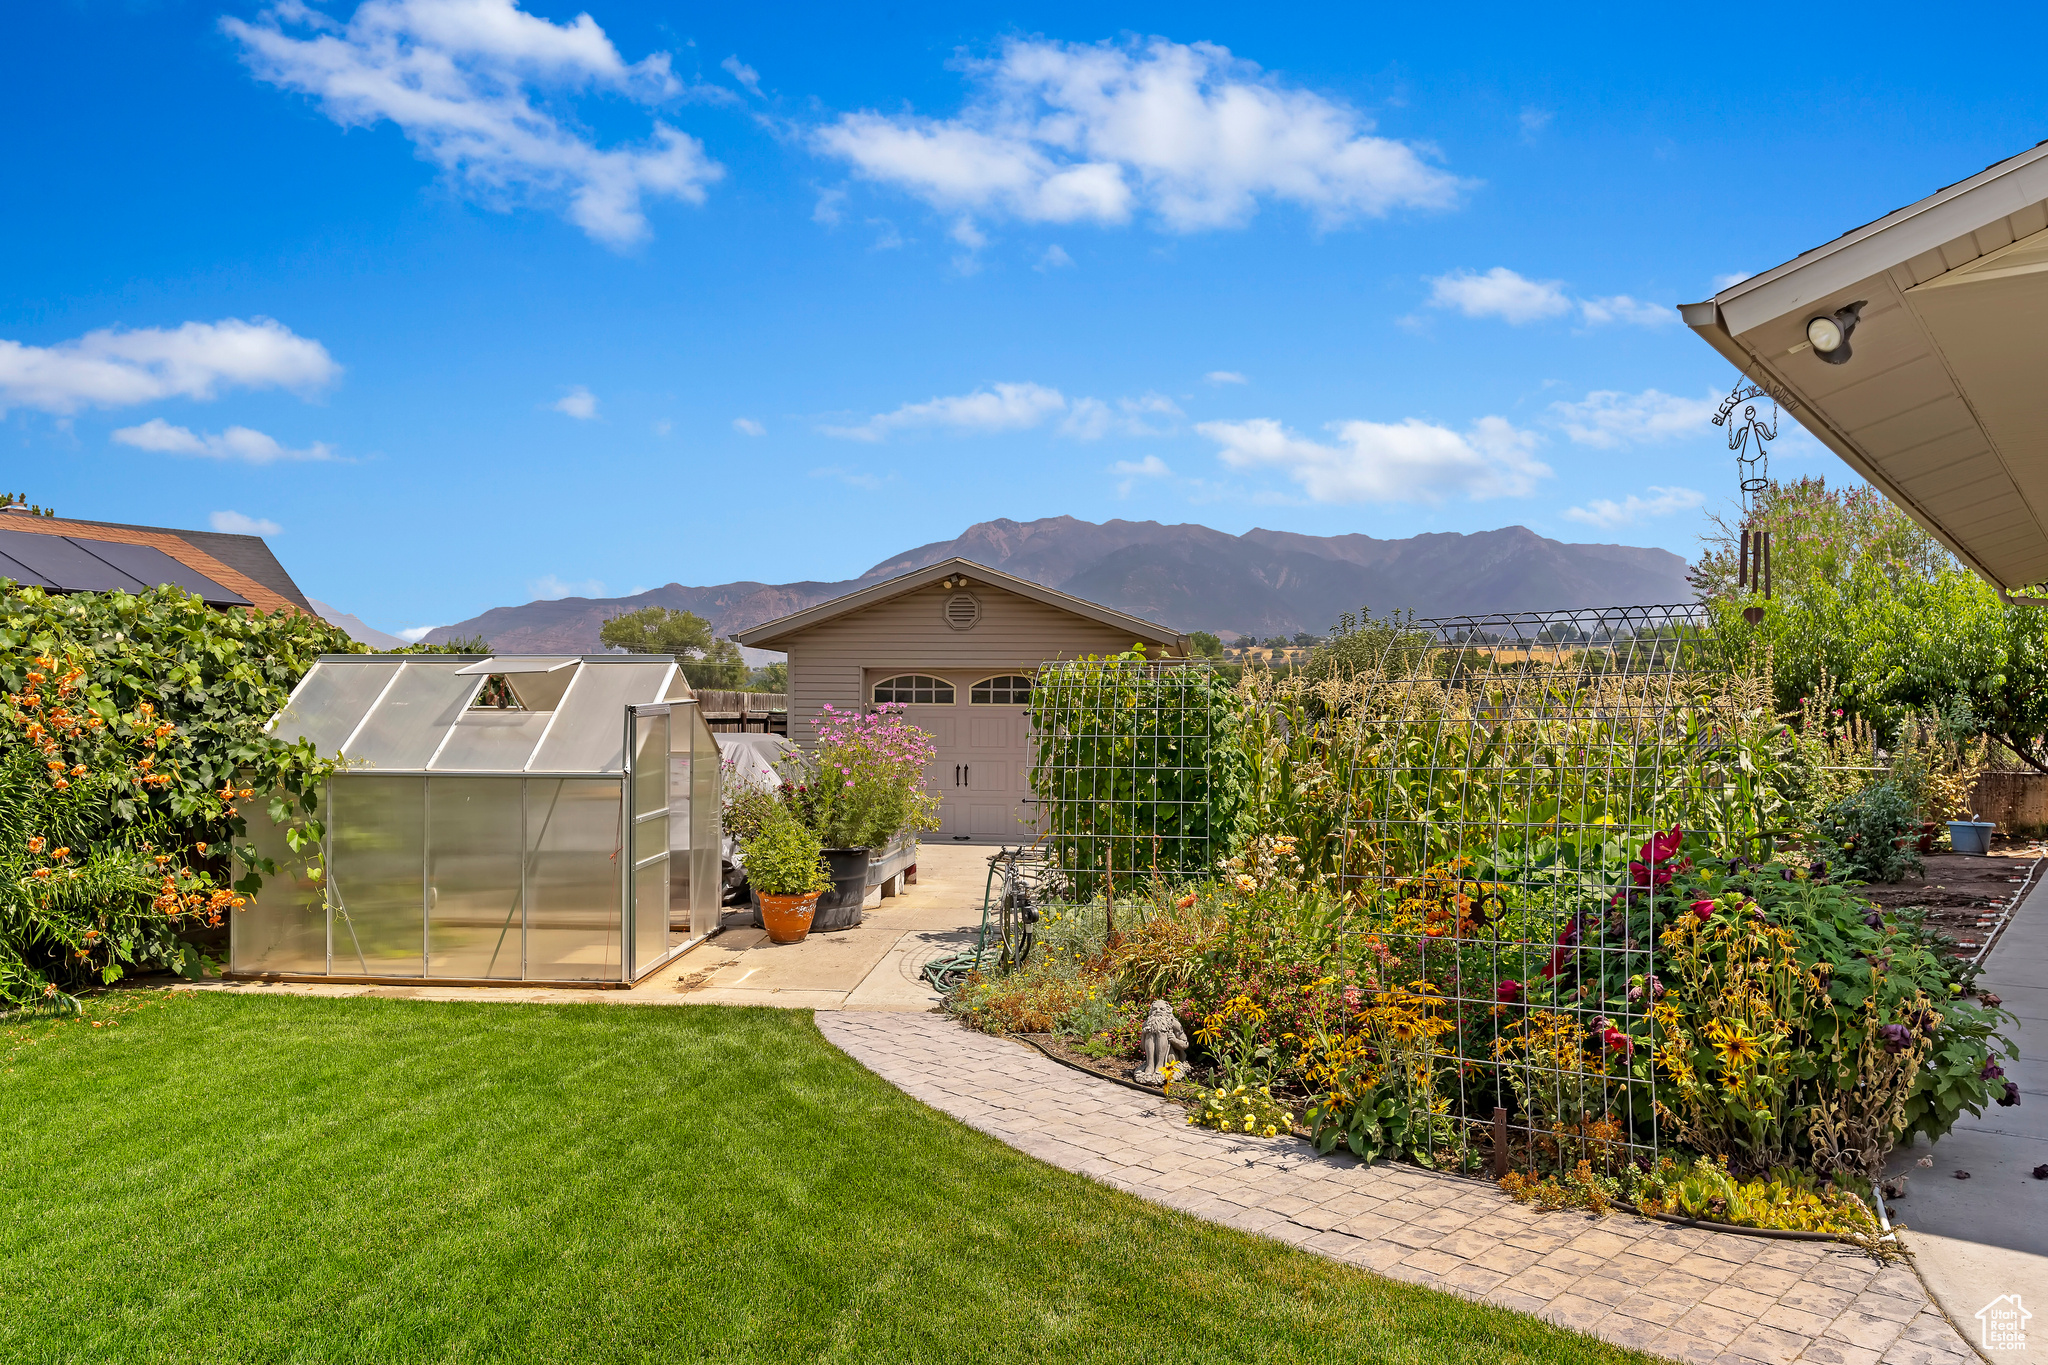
[1815,780,1921,883]
[779,704,938,850]
[1,586,349,1009]
[739,812,829,897]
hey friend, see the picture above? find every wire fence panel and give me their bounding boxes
[1029,605,1712,1175]
[1028,657,1240,897]
[1314,605,1706,1174]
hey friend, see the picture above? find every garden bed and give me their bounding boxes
[1861,838,2044,957]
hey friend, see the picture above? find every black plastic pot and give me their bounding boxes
[813,848,872,931]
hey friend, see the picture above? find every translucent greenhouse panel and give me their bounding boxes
[344,663,482,770]
[271,660,402,756]
[633,710,668,820]
[631,709,671,970]
[689,703,721,937]
[231,793,328,974]
[669,711,692,936]
[328,776,426,976]
[430,709,552,772]
[426,777,524,979]
[528,662,670,772]
[524,778,621,980]
[632,854,668,977]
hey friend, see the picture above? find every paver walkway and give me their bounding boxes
[819,1011,1977,1365]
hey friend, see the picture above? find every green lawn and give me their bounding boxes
[1,993,1648,1364]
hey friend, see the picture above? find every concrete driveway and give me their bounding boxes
[637,842,993,1012]
[1884,862,2048,1362]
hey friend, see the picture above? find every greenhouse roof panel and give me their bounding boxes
[268,656,678,772]
[528,660,674,773]
[270,659,405,754]
[344,663,484,768]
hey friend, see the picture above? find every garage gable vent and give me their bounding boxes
[944,590,981,631]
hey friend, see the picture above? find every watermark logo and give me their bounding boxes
[1977,1294,2030,1352]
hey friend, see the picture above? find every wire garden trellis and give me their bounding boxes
[1029,605,1719,1174]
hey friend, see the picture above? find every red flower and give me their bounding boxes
[1603,1028,1633,1056]
[1691,899,1714,922]
[1496,979,1522,1003]
[1541,920,1580,980]
[1639,825,1684,864]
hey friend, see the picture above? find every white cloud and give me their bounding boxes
[1060,391,1181,440]
[0,317,338,415]
[816,37,1463,235]
[1427,267,1572,324]
[1036,244,1074,270]
[1577,294,1675,327]
[1564,486,1706,529]
[823,381,1180,442]
[1204,370,1247,385]
[720,53,761,96]
[113,418,335,463]
[396,625,443,643]
[652,418,672,436]
[553,385,598,419]
[1111,453,1171,495]
[209,510,284,536]
[1713,271,1753,290]
[528,574,604,600]
[223,0,722,248]
[1197,413,1548,504]
[1519,107,1552,137]
[1548,388,1718,448]
[1427,267,1674,327]
[823,381,1068,441]
[732,417,765,436]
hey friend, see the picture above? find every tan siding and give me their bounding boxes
[781,581,1162,742]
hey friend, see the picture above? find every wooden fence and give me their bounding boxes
[694,689,788,735]
[1972,771,2048,832]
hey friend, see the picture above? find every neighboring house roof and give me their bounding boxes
[0,510,313,614]
[733,556,1189,652]
[1680,140,2048,596]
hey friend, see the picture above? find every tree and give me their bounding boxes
[598,606,746,689]
[1698,477,2048,771]
[747,661,788,693]
[1188,631,1225,660]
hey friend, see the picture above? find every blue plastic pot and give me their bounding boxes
[1948,820,1995,856]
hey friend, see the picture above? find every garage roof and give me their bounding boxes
[733,556,1189,652]
[1680,140,2048,595]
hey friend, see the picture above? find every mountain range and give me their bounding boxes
[423,517,1696,654]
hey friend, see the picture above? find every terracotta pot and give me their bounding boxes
[759,891,821,945]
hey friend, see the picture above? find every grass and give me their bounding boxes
[1,992,1651,1364]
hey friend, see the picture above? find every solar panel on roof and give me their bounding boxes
[0,548,55,588]
[0,527,148,592]
[71,538,250,605]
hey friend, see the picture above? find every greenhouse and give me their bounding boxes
[231,654,720,986]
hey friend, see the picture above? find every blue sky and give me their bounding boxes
[7,1,2045,637]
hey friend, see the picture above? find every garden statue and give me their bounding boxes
[1135,1000,1188,1086]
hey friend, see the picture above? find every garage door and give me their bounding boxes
[870,671,1038,844]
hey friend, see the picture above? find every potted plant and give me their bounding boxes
[779,704,940,931]
[741,812,831,945]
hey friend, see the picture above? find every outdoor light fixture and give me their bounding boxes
[1804,301,1866,365]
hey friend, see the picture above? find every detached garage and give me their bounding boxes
[734,557,1187,843]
